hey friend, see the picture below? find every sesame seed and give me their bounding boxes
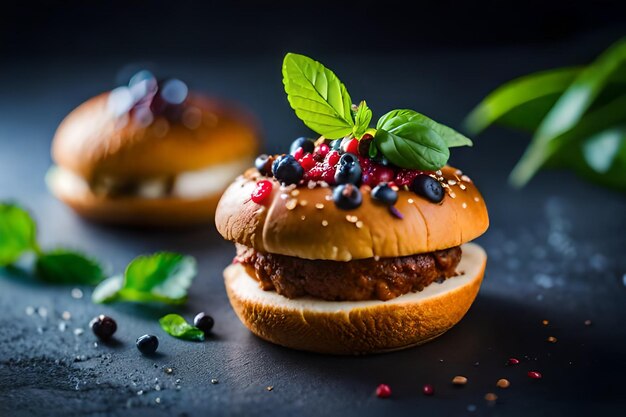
[459,184,467,190]
[300,215,306,221]
[436,170,442,176]
[285,199,297,210]
[462,202,467,209]
[496,379,510,389]
[325,194,333,201]
[474,197,480,202]
[356,221,364,228]
[322,220,329,227]
[280,193,289,200]
[448,179,457,185]
[299,200,308,206]
[320,181,329,188]
[449,192,456,199]
[61,311,71,321]
[408,198,414,204]
[452,376,468,385]
[346,215,358,223]
[315,203,324,209]
[455,169,463,175]
[461,175,471,182]
[290,189,300,197]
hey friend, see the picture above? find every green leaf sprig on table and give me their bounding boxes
[282,53,472,170]
[0,203,104,284]
[159,313,205,341]
[92,252,197,305]
[465,38,626,191]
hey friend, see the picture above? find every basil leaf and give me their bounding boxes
[282,53,354,139]
[353,101,372,137]
[377,109,472,148]
[0,203,38,266]
[35,249,105,285]
[465,67,581,134]
[375,121,449,170]
[92,252,196,305]
[159,314,204,341]
[510,38,626,187]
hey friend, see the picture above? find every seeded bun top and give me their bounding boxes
[52,92,259,182]
[215,166,489,261]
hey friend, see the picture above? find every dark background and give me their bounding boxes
[1,2,625,417]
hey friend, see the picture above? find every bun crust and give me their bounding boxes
[216,166,489,260]
[224,242,486,355]
[52,92,259,181]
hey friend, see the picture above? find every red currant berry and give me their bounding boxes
[343,138,359,155]
[326,150,341,167]
[251,180,273,204]
[299,153,315,171]
[317,143,330,157]
[292,146,304,160]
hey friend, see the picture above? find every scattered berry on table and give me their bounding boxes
[422,384,434,396]
[527,371,542,379]
[136,334,159,355]
[375,384,391,398]
[89,315,117,340]
[194,312,215,334]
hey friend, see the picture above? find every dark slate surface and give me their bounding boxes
[1,33,626,417]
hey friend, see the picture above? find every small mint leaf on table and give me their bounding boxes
[282,53,355,139]
[92,252,197,305]
[35,249,105,285]
[159,314,205,341]
[0,203,39,266]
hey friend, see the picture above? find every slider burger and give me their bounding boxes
[216,54,488,354]
[47,71,259,226]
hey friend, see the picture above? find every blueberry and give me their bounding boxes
[90,315,117,340]
[193,312,214,334]
[371,183,398,206]
[411,174,444,203]
[329,139,342,151]
[272,154,304,185]
[136,334,159,355]
[333,184,363,210]
[334,153,362,185]
[372,154,391,166]
[254,154,273,176]
[289,137,315,155]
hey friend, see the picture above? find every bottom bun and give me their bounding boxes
[224,242,487,355]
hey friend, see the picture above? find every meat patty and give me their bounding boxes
[236,245,462,301]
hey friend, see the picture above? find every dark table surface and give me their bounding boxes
[1,30,626,417]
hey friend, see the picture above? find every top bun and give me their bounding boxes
[215,166,488,261]
[52,92,259,182]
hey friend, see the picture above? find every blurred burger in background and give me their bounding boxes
[47,70,260,226]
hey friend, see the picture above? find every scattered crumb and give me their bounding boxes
[211,379,219,384]
[266,386,274,391]
[542,319,549,326]
[452,376,468,385]
[485,393,498,403]
[547,336,557,343]
[496,379,510,389]
[584,319,592,326]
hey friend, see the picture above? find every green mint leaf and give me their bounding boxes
[92,252,196,305]
[159,314,205,341]
[353,101,372,137]
[464,67,581,135]
[510,38,626,187]
[35,249,105,285]
[282,53,354,139]
[377,109,472,148]
[0,203,38,266]
[375,117,449,170]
